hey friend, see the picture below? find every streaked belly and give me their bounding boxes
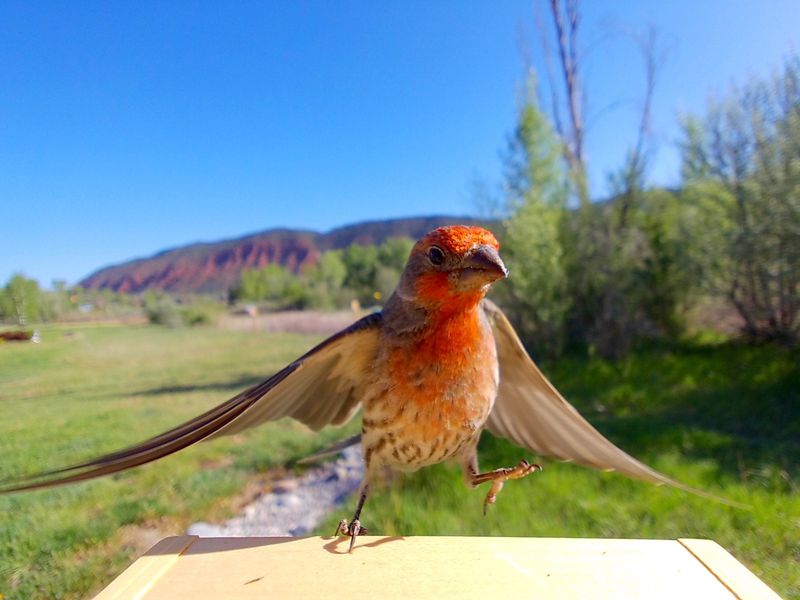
[361,313,498,471]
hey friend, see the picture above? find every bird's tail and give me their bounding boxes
[296,434,362,464]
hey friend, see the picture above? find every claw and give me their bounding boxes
[510,459,542,479]
[334,518,367,552]
[347,519,362,553]
[334,519,348,537]
[475,459,542,514]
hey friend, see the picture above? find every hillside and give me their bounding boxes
[79,216,490,294]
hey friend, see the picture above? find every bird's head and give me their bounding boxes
[394,225,507,311]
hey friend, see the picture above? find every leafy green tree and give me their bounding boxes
[676,181,736,295]
[679,56,800,343]
[495,92,690,358]
[374,237,414,302]
[314,251,348,290]
[0,273,47,325]
[517,3,674,358]
[633,189,697,335]
[341,244,381,305]
[377,237,414,271]
[235,264,295,304]
[303,250,350,309]
[281,277,311,309]
[497,99,569,358]
[575,186,695,359]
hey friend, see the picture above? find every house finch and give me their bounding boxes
[0,225,723,551]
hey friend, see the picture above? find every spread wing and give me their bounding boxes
[482,300,738,504]
[0,312,382,493]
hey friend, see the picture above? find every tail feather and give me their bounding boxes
[296,434,362,464]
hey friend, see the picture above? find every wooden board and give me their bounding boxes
[94,536,783,600]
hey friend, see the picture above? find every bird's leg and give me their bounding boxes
[465,455,542,515]
[334,482,370,552]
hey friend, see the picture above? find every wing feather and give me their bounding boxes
[482,300,741,505]
[0,313,382,493]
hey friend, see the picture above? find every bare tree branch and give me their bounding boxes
[549,0,588,204]
[535,0,566,141]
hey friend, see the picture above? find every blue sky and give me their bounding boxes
[1,1,797,286]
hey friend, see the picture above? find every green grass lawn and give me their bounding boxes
[1,324,798,599]
[0,324,353,599]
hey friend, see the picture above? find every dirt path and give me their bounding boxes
[188,445,363,537]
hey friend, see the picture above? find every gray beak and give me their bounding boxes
[463,244,508,281]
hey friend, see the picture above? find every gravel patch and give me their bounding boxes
[188,445,364,537]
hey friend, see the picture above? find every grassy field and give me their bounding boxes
[0,323,357,599]
[1,324,798,598]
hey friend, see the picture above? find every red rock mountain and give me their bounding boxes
[79,216,491,294]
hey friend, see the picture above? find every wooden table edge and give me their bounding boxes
[678,538,783,600]
[93,535,199,600]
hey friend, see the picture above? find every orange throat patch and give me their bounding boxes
[383,303,497,440]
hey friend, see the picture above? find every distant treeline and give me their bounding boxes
[0,275,227,329]
[228,236,414,310]
[0,237,418,328]
[0,276,142,326]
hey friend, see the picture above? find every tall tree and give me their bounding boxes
[534,0,672,356]
[680,57,800,343]
[1,274,45,326]
[497,93,569,358]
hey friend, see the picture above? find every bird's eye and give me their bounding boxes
[427,246,445,266]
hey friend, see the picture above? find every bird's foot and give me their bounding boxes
[472,459,542,515]
[334,518,367,552]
